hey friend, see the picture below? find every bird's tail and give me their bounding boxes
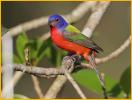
[88,53,105,87]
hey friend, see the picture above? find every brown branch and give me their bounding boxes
[2,64,67,78]
[81,36,130,68]
[62,57,86,99]
[44,2,111,98]
[40,1,110,41]
[39,1,97,41]
[95,36,130,63]
[2,35,130,78]
[24,47,44,98]
[31,75,44,98]
[4,1,97,37]
[2,2,97,94]
[2,1,129,99]
[44,56,76,98]
[2,35,130,99]
[82,1,110,37]
[44,76,67,98]
[63,69,86,99]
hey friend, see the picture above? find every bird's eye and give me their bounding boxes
[55,18,59,21]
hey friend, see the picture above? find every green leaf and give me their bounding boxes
[72,70,119,95]
[108,83,124,97]
[120,66,130,95]
[16,33,28,62]
[27,39,39,59]
[13,54,21,63]
[49,44,67,66]
[56,49,67,66]
[44,47,52,58]
[50,44,58,65]
[14,94,29,99]
[37,38,51,63]
[24,38,51,65]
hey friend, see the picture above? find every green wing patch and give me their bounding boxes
[63,25,103,52]
[65,24,80,34]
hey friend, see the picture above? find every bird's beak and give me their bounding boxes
[48,20,57,26]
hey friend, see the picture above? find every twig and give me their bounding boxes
[31,75,44,98]
[62,56,86,98]
[82,1,110,37]
[2,35,129,99]
[2,64,62,77]
[65,1,97,23]
[44,56,77,98]
[2,35,130,78]
[44,75,67,98]
[43,2,109,98]
[4,1,97,38]
[100,73,108,99]
[64,69,86,99]
[2,1,129,99]
[24,47,44,98]
[40,1,97,41]
[2,2,97,92]
[1,71,24,98]
[1,3,97,95]
[81,36,130,68]
[13,72,24,85]
[2,34,14,98]
[95,36,130,63]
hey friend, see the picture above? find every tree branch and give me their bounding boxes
[24,47,44,98]
[81,36,130,68]
[96,36,130,64]
[31,75,44,98]
[4,1,97,37]
[82,1,110,37]
[2,1,129,99]
[2,35,130,78]
[61,57,86,99]
[2,35,130,99]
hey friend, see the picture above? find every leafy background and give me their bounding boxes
[2,1,130,98]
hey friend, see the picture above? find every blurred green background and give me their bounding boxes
[2,1,130,99]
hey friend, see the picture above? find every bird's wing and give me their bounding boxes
[63,24,103,53]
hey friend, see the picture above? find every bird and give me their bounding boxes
[48,14,104,86]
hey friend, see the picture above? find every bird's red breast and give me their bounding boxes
[50,26,91,57]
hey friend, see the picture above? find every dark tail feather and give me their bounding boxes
[94,45,104,53]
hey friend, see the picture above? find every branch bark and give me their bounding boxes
[2,1,129,99]
[2,35,130,78]
[2,34,14,98]
[44,2,110,98]
[4,1,97,37]
[61,57,86,99]
[82,1,110,37]
[2,35,130,98]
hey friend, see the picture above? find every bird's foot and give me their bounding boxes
[63,56,71,61]
[71,54,81,65]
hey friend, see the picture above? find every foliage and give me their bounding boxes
[14,33,130,98]
[14,94,29,99]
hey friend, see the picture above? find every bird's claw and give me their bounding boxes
[63,56,71,61]
[71,54,81,64]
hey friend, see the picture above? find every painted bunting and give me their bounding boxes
[48,14,104,86]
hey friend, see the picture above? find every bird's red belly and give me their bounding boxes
[50,28,90,55]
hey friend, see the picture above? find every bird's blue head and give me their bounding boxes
[48,14,68,32]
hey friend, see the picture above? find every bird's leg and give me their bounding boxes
[63,56,71,61]
[67,52,75,56]
[67,52,81,64]
[88,52,105,87]
[71,54,82,65]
